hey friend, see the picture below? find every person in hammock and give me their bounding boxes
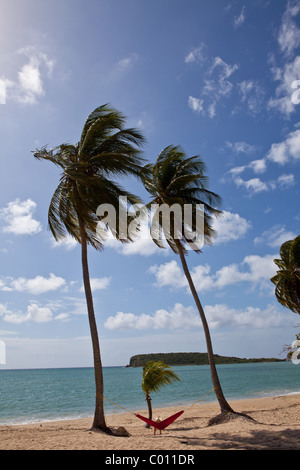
[154,416,162,435]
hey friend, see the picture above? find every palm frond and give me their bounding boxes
[34,104,146,249]
[271,235,300,314]
[142,361,180,395]
[143,145,222,253]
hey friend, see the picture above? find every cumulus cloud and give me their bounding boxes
[0,302,53,324]
[1,46,55,105]
[205,303,288,329]
[0,198,42,235]
[105,303,199,330]
[254,225,297,247]
[278,173,295,188]
[211,210,251,244]
[104,302,288,331]
[269,56,300,117]
[149,253,277,294]
[267,128,300,164]
[234,176,270,194]
[268,0,300,118]
[0,273,66,295]
[278,0,300,57]
[51,235,78,250]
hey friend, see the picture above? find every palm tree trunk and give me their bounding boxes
[175,241,234,416]
[79,218,107,431]
[145,394,152,428]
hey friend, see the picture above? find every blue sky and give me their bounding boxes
[0,0,299,369]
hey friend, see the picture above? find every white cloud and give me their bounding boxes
[238,79,265,114]
[227,159,267,179]
[149,253,277,294]
[234,176,270,194]
[188,56,238,118]
[212,210,251,244]
[225,128,300,194]
[18,61,44,102]
[225,140,257,155]
[269,56,300,116]
[209,56,238,81]
[267,128,300,164]
[185,43,206,64]
[249,159,267,173]
[254,225,297,247]
[80,277,111,292]
[54,313,71,322]
[104,301,288,331]
[205,303,288,329]
[228,171,295,195]
[234,6,246,29]
[0,198,42,235]
[105,220,167,256]
[215,254,276,289]
[113,53,138,77]
[278,173,295,187]
[278,0,300,57]
[149,260,187,290]
[105,303,200,330]
[0,273,66,295]
[203,57,238,117]
[0,302,53,324]
[188,96,204,114]
[0,78,13,104]
[1,47,55,105]
[51,235,78,250]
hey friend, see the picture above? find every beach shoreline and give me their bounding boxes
[1,393,300,450]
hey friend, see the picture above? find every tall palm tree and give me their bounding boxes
[142,360,180,423]
[271,235,300,315]
[143,145,250,424]
[34,104,146,433]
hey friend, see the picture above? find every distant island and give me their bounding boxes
[127,352,285,367]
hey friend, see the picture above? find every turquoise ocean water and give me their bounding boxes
[0,362,299,425]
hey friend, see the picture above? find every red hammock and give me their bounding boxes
[135,410,184,430]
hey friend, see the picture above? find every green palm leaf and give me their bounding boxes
[271,235,300,314]
[142,361,180,395]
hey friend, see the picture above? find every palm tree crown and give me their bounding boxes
[143,145,222,253]
[142,360,180,395]
[271,235,300,314]
[34,104,146,249]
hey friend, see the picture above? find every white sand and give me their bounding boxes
[1,394,300,450]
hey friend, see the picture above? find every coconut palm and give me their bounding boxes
[271,235,300,315]
[143,145,251,425]
[142,360,180,424]
[33,104,146,433]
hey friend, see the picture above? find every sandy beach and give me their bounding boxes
[1,394,300,450]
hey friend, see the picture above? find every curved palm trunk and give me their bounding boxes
[79,219,107,431]
[175,241,234,416]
